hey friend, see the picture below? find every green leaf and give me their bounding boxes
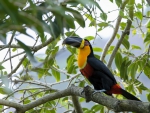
[51,46,59,56]
[65,31,78,37]
[115,52,122,70]
[0,65,5,70]
[12,48,17,52]
[66,8,85,27]
[84,14,95,21]
[128,63,138,80]
[132,29,136,35]
[79,97,85,102]
[98,22,112,31]
[32,68,51,79]
[20,74,33,81]
[120,22,126,30]
[22,58,29,67]
[100,13,107,21]
[119,10,124,17]
[0,86,12,95]
[147,11,150,17]
[23,98,31,104]
[52,68,60,82]
[136,3,143,9]
[64,14,75,29]
[66,46,76,54]
[98,22,108,27]
[131,45,141,50]
[122,37,130,50]
[147,93,150,102]
[89,20,96,27]
[138,83,148,91]
[146,20,150,28]
[144,32,150,43]
[66,55,77,74]
[79,81,85,87]
[144,65,150,79]
[66,1,79,7]
[94,54,100,59]
[93,47,103,52]
[75,0,104,13]
[134,11,143,20]
[110,0,113,3]
[116,33,120,39]
[115,0,122,7]
[16,39,38,66]
[84,36,94,41]
[107,46,115,54]
[120,60,128,80]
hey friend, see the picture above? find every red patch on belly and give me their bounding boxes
[80,63,94,78]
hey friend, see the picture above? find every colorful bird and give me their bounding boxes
[63,36,141,101]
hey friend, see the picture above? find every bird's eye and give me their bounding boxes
[85,41,89,46]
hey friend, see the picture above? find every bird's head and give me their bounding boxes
[62,36,90,49]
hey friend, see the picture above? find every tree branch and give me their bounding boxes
[1,85,149,113]
[100,0,129,61]
[107,0,134,68]
[71,96,83,113]
[7,55,26,77]
[146,0,150,6]
[0,99,23,110]
[1,51,25,63]
[0,37,54,52]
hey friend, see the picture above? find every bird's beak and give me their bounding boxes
[62,37,85,48]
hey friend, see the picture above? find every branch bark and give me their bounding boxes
[146,0,150,6]
[0,37,54,52]
[100,0,129,62]
[107,0,134,68]
[71,96,83,113]
[7,55,26,77]
[1,85,149,113]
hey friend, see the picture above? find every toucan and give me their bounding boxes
[63,36,141,101]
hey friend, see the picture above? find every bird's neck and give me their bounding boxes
[77,46,91,69]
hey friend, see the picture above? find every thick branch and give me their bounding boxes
[0,85,149,113]
[0,99,23,110]
[107,0,134,68]
[100,0,129,61]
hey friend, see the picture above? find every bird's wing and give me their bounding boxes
[87,57,117,83]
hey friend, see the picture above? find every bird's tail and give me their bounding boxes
[121,88,141,101]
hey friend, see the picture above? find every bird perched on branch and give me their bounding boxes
[63,36,141,101]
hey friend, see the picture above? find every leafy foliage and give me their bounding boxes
[0,0,150,113]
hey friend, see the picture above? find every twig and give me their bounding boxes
[107,0,134,68]
[12,79,51,88]
[50,66,80,77]
[101,0,129,62]
[136,45,150,79]
[7,55,27,77]
[8,32,16,71]
[1,51,25,63]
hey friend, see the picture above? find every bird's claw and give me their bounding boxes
[92,89,106,96]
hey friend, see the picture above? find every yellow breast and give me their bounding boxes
[77,46,91,69]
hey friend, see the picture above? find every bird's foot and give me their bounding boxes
[92,89,106,95]
[81,85,92,102]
